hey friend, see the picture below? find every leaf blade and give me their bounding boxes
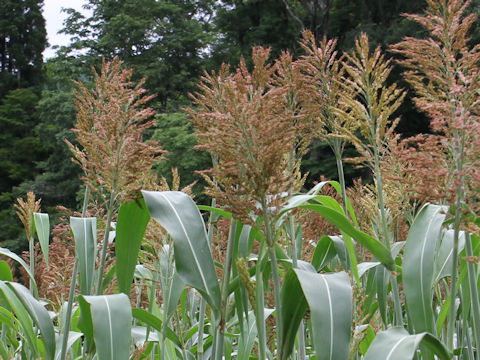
[70,217,97,295]
[115,199,150,295]
[81,294,132,360]
[34,212,50,267]
[142,191,221,314]
[403,204,446,334]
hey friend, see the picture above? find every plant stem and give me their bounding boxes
[198,194,216,360]
[60,186,90,360]
[255,248,267,360]
[331,138,348,216]
[95,191,116,295]
[447,133,466,350]
[373,148,402,326]
[465,232,480,358]
[261,197,283,354]
[287,214,306,360]
[29,236,34,295]
[214,220,237,360]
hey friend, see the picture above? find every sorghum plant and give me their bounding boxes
[15,191,41,294]
[392,0,480,347]
[189,47,312,357]
[66,57,164,294]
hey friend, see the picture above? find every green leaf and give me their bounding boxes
[358,262,381,278]
[301,204,395,270]
[70,217,97,295]
[375,265,390,325]
[0,281,39,357]
[237,309,274,360]
[365,327,451,360]
[197,205,232,220]
[8,282,56,360]
[0,260,13,281]
[434,229,465,283]
[403,204,446,334]
[279,269,309,360]
[0,247,37,295]
[164,272,185,323]
[54,331,82,360]
[142,191,221,315]
[115,199,150,295]
[329,235,349,269]
[80,294,132,360]
[34,213,50,267]
[77,296,94,347]
[131,308,181,345]
[311,235,337,271]
[279,269,352,360]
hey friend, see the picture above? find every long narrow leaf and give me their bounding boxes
[0,281,39,357]
[34,212,50,267]
[237,309,275,360]
[311,236,337,271]
[0,247,37,294]
[131,308,180,345]
[279,269,352,360]
[279,269,309,360]
[70,217,97,295]
[301,204,395,270]
[54,331,82,360]
[434,229,465,283]
[0,260,13,281]
[9,282,56,360]
[115,199,150,295]
[403,204,446,334]
[80,294,132,360]
[365,327,451,360]
[142,191,221,315]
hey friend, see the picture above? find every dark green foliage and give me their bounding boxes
[213,0,302,65]
[0,89,47,192]
[301,141,366,188]
[0,88,48,253]
[152,113,211,203]
[0,0,47,95]
[59,0,216,110]
[21,89,81,211]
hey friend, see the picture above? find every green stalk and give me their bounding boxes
[287,214,306,360]
[214,220,237,360]
[331,138,348,216]
[60,186,90,360]
[261,197,283,353]
[447,134,466,350]
[95,191,116,295]
[464,232,480,358]
[373,148,403,326]
[198,194,216,360]
[29,235,34,295]
[255,247,267,360]
[197,301,206,359]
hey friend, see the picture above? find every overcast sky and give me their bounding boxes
[42,0,90,59]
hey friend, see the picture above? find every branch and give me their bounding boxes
[281,0,305,29]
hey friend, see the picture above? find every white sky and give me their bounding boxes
[42,0,91,59]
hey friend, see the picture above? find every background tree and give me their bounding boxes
[0,0,46,95]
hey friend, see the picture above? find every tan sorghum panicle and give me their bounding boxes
[236,257,256,313]
[188,47,308,223]
[15,191,41,241]
[336,33,406,167]
[66,58,165,202]
[297,30,347,141]
[391,0,480,215]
